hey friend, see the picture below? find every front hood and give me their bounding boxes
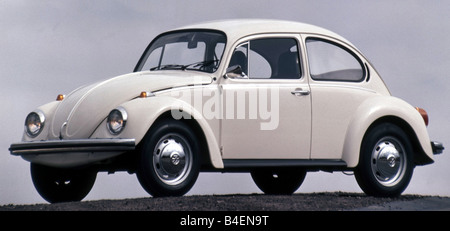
[50,71,212,139]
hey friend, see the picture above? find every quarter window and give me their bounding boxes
[306,38,364,82]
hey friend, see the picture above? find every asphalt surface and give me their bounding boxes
[1,192,450,211]
[353,196,450,211]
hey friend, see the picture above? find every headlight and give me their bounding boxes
[107,107,127,135]
[25,111,45,137]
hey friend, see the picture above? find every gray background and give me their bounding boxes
[1,0,449,205]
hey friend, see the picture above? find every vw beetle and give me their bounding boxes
[10,19,443,203]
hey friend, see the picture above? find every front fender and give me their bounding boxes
[22,101,61,142]
[342,96,433,168]
[91,96,224,169]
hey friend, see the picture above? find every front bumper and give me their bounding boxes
[9,139,135,167]
[9,139,135,155]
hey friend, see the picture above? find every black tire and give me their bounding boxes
[31,163,97,203]
[251,168,307,195]
[354,123,415,197]
[136,119,200,197]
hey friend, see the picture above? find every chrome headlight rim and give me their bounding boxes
[25,110,45,138]
[107,106,128,135]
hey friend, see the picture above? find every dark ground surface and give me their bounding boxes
[1,192,449,211]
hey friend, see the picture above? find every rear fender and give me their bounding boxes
[342,96,433,168]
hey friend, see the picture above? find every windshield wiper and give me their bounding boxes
[150,64,185,71]
[150,60,218,71]
[181,60,218,70]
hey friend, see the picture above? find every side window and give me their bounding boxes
[306,38,364,82]
[248,48,271,78]
[228,38,301,79]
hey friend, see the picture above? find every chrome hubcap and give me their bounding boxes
[153,134,192,185]
[371,137,406,186]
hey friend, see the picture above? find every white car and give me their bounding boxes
[9,19,443,203]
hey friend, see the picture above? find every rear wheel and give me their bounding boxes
[31,163,97,203]
[354,123,414,197]
[251,168,307,195]
[136,119,200,197]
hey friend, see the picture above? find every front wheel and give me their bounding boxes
[251,168,307,195]
[136,119,200,197]
[31,163,97,203]
[354,123,415,197]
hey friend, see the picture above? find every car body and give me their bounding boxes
[9,19,443,203]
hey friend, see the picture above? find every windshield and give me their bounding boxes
[135,30,227,73]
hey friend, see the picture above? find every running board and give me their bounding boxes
[223,159,347,169]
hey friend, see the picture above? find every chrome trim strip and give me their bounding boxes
[9,139,135,155]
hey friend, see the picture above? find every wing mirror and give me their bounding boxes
[224,65,248,79]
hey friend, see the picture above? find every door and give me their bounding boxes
[221,36,311,160]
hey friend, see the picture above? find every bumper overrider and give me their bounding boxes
[9,139,135,167]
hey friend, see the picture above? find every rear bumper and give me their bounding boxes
[9,139,135,155]
[431,141,444,155]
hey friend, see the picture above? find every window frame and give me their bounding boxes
[305,37,366,83]
[133,29,227,73]
[227,34,304,81]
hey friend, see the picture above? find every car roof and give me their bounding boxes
[176,19,353,45]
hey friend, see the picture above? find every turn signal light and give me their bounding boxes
[415,107,429,126]
[139,91,154,98]
[139,91,149,98]
[56,94,65,101]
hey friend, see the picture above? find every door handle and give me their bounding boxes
[291,88,310,96]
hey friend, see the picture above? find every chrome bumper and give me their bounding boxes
[9,139,136,156]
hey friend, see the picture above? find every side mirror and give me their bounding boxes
[224,65,247,79]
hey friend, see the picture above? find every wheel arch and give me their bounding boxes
[342,96,434,168]
[362,116,433,166]
[147,110,215,170]
[120,97,223,169]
